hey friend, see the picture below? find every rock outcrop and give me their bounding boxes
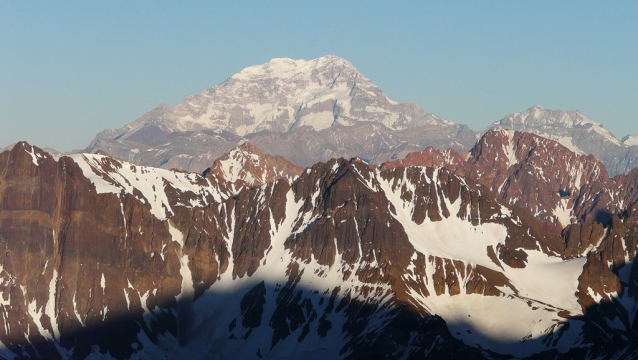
[0,142,636,359]
[383,130,638,236]
[203,142,303,187]
[485,105,638,176]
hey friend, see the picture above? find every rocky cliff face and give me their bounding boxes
[383,129,638,236]
[85,55,476,172]
[485,105,638,176]
[1,142,637,359]
[203,142,303,187]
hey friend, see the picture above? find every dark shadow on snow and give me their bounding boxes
[1,254,637,360]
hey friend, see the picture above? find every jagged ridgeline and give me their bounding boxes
[81,56,638,177]
[0,140,636,359]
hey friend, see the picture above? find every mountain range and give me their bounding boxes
[1,55,638,359]
[76,55,638,176]
[1,128,637,359]
[486,105,638,176]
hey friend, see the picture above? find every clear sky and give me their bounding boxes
[1,1,637,151]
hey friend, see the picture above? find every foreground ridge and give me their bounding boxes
[0,142,636,359]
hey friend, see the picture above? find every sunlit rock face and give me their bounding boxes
[485,105,638,176]
[203,142,303,187]
[0,142,637,359]
[383,129,638,237]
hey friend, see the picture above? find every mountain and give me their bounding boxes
[383,129,638,236]
[485,105,638,175]
[85,55,476,172]
[1,142,637,359]
[0,142,62,159]
[623,134,638,146]
[203,142,303,187]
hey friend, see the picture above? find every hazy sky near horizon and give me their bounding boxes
[1,1,637,151]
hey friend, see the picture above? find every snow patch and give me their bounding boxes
[553,198,573,228]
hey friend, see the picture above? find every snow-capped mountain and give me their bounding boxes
[383,129,638,236]
[85,55,476,172]
[203,142,303,187]
[1,142,637,359]
[486,105,638,175]
[115,55,448,136]
[623,134,638,146]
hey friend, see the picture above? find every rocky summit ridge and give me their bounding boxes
[0,139,637,359]
[383,129,638,236]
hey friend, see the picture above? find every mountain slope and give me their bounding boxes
[485,105,638,175]
[383,129,638,236]
[203,142,303,187]
[1,142,637,359]
[111,55,449,136]
[85,55,476,172]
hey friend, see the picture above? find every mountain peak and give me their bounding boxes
[487,105,624,162]
[622,134,638,146]
[230,54,360,83]
[104,55,450,152]
[204,142,303,187]
[527,104,545,112]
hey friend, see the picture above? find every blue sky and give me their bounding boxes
[1,1,637,151]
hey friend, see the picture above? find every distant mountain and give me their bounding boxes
[623,134,638,146]
[485,105,638,175]
[85,55,476,172]
[1,141,637,359]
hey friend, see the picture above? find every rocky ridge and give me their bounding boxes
[203,142,303,187]
[383,129,638,236]
[486,105,638,175]
[0,142,636,359]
